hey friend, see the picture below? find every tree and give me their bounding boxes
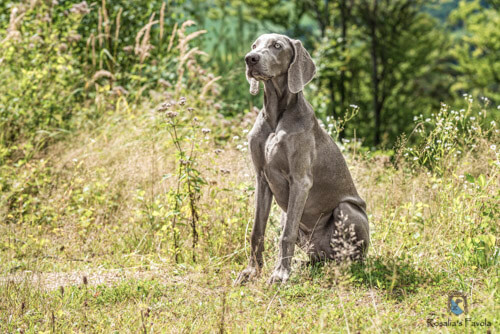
[449,0,500,103]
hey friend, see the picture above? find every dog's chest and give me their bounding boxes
[260,130,291,203]
[263,130,288,167]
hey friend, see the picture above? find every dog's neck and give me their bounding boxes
[263,74,299,130]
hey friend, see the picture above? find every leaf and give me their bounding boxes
[477,174,486,188]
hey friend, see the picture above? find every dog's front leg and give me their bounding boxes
[268,176,312,284]
[235,173,273,285]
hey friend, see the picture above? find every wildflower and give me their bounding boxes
[349,104,358,109]
[214,149,223,155]
[157,102,171,112]
[188,107,195,112]
[179,97,186,106]
[470,117,476,121]
[413,157,418,161]
[425,118,431,122]
[491,145,497,151]
[165,111,178,118]
[233,136,240,140]
[214,103,222,110]
[201,128,211,134]
[242,129,249,134]
[413,116,418,121]
[236,144,243,150]
[220,168,230,175]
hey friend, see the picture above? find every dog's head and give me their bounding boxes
[245,33,316,95]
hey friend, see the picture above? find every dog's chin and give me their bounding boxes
[247,70,272,81]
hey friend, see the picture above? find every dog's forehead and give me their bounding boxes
[254,33,290,46]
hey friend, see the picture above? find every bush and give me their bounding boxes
[0,2,87,160]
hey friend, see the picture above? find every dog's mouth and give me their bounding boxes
[247,68,272,81]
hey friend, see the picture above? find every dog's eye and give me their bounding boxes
[274,43,281,49]
[252,44,256,50]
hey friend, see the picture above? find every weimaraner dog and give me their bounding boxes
[235,34,369,285]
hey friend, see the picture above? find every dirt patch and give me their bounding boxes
[0,267,181,291]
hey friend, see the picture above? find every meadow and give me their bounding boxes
[0,1,498,332]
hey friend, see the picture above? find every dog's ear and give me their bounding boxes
[287,38,316,94]
[246,71,259,96]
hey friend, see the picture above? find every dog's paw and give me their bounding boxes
[234,266,260,285]
[267,266,290,285]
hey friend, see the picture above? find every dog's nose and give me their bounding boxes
[245,53,260,65]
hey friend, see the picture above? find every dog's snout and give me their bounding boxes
[245,53,260,66]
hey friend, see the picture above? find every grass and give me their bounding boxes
[0,97,498,332]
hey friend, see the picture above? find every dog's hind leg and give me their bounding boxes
[332,202,370,258]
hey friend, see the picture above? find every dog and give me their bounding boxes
[235,34,369,284]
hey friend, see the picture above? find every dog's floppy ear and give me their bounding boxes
[287,38,316,94]
[246,71,259,96]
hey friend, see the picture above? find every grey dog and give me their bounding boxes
[235,34,369,285]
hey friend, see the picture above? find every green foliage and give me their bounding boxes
[449,0,500,102]
[313,1,454,146]
[402,98,499,174]
[0,3,86,158]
